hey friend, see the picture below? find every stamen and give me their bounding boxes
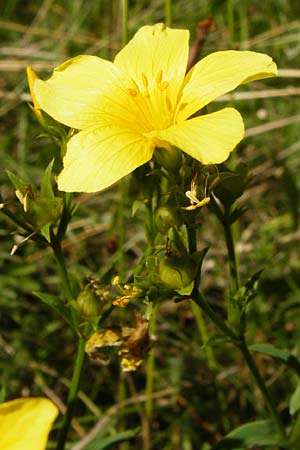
[23,192,29,213]
[165,96,172,112]
[127,88,138,97]
[142,72,149,88]
[15,189,24,205]
[155,69,163,85]
[178,102,188,111]
[159,81,169,91]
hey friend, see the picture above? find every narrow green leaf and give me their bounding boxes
[40,223,51,242]
[201,332,230,349]
[6,171,28,192]
[249,343,300,375]
[41,159,55,199]
[290,383,300,415]
[132,199,144,216]
[213,420,279,449]
[175,280,194,296]
[81,427,140,450]
[34,291,79,332]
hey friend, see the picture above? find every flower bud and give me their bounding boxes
[154,206,182,234]
[158,254,195,290]
[27,196,62,229]
[154,146,182,173]
[74,286,103,318]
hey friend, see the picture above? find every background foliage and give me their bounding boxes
[1,1,300,449]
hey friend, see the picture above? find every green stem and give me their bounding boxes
[51,241,73,302]
[51,192,74,302]
[192,303,216,366]
[165,0,172,27]
[186,220,230,431]
[56,336,86,450]
[289,410,300,447]
[237,337,287,443]
[222,208,241,326]
[52,192,86,449]
[118,371,129,450]
[144,304,158,450]
[191,302,230,432]
[117,180,127,278]
[145,304,158,420]
[223,207,240,292]
[185,219,236,340]
[191,290,237,341]
[56,193,73,244]
[239,2,249,49]
[121,0,129,46]
[227,0,235,48]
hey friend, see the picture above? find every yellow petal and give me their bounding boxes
[0,397,58,450]
[27,67,40,110]
[151,108,244,165]
[177,50,277,122]
[57,126,154,193]
[114,24,189,113]
[33,55,150,132]
[26,67,45,126]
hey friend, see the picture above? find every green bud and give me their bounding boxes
[74,287,103,318]
[27,196,62,229]
[154,147,182,173]
[213,163,249,208]
[158,254,195,290]
[154,206,182,234]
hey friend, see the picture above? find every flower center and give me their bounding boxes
[126,69,173,131]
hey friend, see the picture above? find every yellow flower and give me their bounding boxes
[30,24,277,193]
[0,397,58,450]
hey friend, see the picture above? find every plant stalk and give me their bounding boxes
[145,304,158,420]
[237,337,287,442]
[223,207,240,292]
[56,336,86,450]
[52,192,86,450]
[165,0,172,27]
[121,0,129,46]
[52,241,73,302]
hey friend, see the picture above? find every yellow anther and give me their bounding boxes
[141,72,149,88]
[182,196,210,211]
[159,81,169,91]
[113,296,131,308]
[127,88,138,97]
[15,189,29,212]
[15,189,24,205]
[112,275,120,286]
[156,69,163,85]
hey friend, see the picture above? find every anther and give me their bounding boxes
[159,81,169,91]
[165,96,172,111]
[155,69,163,85]
[127,88,138,97]
[142,72,149,88]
